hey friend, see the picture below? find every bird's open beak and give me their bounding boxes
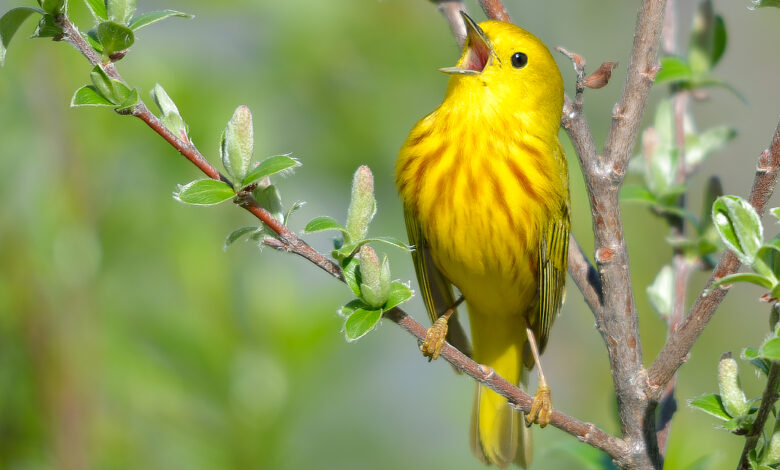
[439,12,497,75]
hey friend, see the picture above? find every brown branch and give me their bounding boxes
[383,307,628,461]
[738,361,780,470]
[478,0,511,22]
[431,1,467,48]
[648,120,780,391]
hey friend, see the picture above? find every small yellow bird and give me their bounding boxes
[395,13,569,468]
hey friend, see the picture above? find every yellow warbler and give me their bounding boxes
[395,13,569,468]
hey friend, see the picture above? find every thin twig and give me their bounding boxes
[738,362,780,470]
[383,307,628,460]
[431,1,467,48]
[478,0,511,22]
[648,120,780,391]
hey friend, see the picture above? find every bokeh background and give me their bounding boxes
[0,0,779,468]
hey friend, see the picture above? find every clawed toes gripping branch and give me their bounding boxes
[2,0,780,468]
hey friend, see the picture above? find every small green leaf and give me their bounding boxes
[712,195,763,265]
[743,347,760,360]
[304,216,348,235]
[242,155,300,188]
[360,237,413,252]
[150,84,188,139]
[174,179,235,206]
[85,0,107,20]
[38,0,64,14]
[655,56,693,85]
[341,256,362,297]
[647,265,673,319]
[106,0,137,25]
[97,21,134,57]
[344,307,382,342]
[345,165,376,243]
[771,208,780,221]
[31,14,62,38]
[85,29,103,53]
[711,15,727,68]
[688,1,717,76]
[339,299,369,318]
[708,273,773,291]
[221,105,254,182]
[128,10,192,31]
[70,85,114,107]
[383,281,413,311]
[0,7,45,66]
[115,87,138,112]
[760,337,780,361]
[687,127,737,169]
[224,226,259,250]
[254,184,284,222]
[749,0,780,9]
[689,394,731,420]
[89,64,113,102]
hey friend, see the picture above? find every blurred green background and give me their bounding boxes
[0,0,779,468]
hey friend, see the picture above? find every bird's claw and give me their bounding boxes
[525,383,553,428]
[420,316,449,360]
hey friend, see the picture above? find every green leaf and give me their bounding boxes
[361,236,413,252]
[749,0,780,9]
[345,165,376,243]
[772,208,780,221]
[174,179,235,206]
[70,85,114,107]
[254,184,284,222]
[106,0,136,25]
[85,29,103,53]
[221,106,254,182]
[712,15,727,68]
[341,256,362,297]
[344,307,382,342]
[85,0,107,20]
[224,226,259,250]
[688,1,717,76]
[647,265,673,319]
[655,56,693,85]
[689,394,731,420]
[115,87,138,112]
[687,127,737,169]
[383,281,413,311]
[303,216,348,235]
[712,195,763,265]
[128,10,192,31]
[31,14,62,38]
[0,7,45,66]
[339,298,369,318]
[38,0,64,14]
[89,64,113,102]
[150,84,188,139]
[242,155,301,188]
[97,21,134,57]
[708,273,773,291]
[761,337,780,361]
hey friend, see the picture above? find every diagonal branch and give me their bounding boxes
[738,361,780,470]
[648,120,780,391]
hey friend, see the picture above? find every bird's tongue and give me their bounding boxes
[464,39,490,72]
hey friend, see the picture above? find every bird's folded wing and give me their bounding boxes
[404,209,472,358]
[534,204,570,354]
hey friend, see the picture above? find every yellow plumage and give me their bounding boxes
[396,16,569,468]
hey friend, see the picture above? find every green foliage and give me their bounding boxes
[750,0,780,9]
[96,21,134,56]
[242,154,300,188]
[106,0,136,25]
[174,179,235,205]
[221,105,254,183]
[150,83,188,140]
[711,195,763,265]
[128,10,192,31]
[71,65,138,109]
[0,7,45,65]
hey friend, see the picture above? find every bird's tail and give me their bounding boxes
[469,309,532,468]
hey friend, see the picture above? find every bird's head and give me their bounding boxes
[440,13,564,135]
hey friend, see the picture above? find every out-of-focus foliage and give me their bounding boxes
[0,0,779,469]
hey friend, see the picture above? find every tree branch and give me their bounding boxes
[738,361,780,470]
[648,120,780,391]
[478,0,511,22]
[431,1,467,48]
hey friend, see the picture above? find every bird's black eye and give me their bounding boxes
[511,52,528,69]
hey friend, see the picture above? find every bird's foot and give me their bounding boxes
[420,315,449,361]
[525,383,553,428]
